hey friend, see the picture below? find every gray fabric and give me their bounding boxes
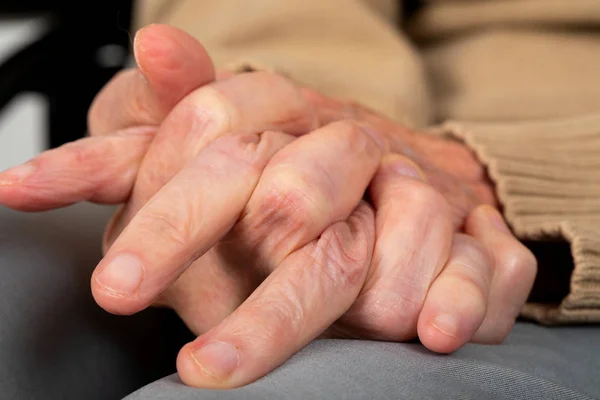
[124,323,600,400]
[2,203,599,400]
[0,204,193,400]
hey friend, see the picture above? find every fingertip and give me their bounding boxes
[134,23,215,88]
[0,192,52,212]
[418,313,466,354]
[133,24,173,69]
[134,24,184,60]
[90,258,150,316]
[0,162,36,184]
[176,343,208,388]
[0,163,66,212]
[176,342,237,389]
[90,284,147,316]
[0,164,33,209]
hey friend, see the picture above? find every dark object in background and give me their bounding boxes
[0,1,134,149]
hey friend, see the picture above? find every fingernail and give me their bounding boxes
[0,162,36,185]
[432,313,458,338]
[481,205,511,234]
[95,253,144,295]
[191,341,240,380]
[381,153,425,181]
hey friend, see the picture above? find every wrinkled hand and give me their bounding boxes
[0,24,537,388]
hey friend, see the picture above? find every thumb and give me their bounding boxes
[88,23,216,136]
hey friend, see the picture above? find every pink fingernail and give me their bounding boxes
[432,313,458,338]
[0,163,36,185]
[95,253,144,295]
[191,341,240,380]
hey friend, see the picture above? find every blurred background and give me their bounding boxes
[0,18,47,171]
[0,2,134,171]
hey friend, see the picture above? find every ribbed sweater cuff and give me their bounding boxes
[436,113,600,324]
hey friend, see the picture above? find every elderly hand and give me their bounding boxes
[0,24,537,388]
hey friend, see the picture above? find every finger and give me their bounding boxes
[300,88,356,126]
[91,131,294,315]
[176,202,375,388]
[108,71,319,245]
[137,70,320,187]
[88,24,215,136]
[170,120,384,325]
[0,128,153,211]
[340,154,453,340]
[225,120,385,269]
[417,234,493,353]
[16,24,211,212]
[301,88,412,145]
[466,205,538,343]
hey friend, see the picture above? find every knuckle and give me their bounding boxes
[217,70,316,134]
[208,133,264,173]
[265,186,315,226]
[251,169,325,235]
[59,138,107,166]
[60,141,91,166]
[135,153,173,190]
[247,283,305,342]
[327,119,375,151]
[408,182,450,216]
[383,179,450,219]
[173,87,235,149]
[259,72,318,132]
[139,207,192,248]
[315,224,369,290]
[329,119,385,158]
[503,242,538,285]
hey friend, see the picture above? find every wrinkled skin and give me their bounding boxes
[0,24,537,389]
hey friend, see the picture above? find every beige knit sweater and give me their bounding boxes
[133,0,600,325]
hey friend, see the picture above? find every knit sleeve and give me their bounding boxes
[132,0,432,128]
[437,113,600,324]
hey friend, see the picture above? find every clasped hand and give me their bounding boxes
[0,25,536,389]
